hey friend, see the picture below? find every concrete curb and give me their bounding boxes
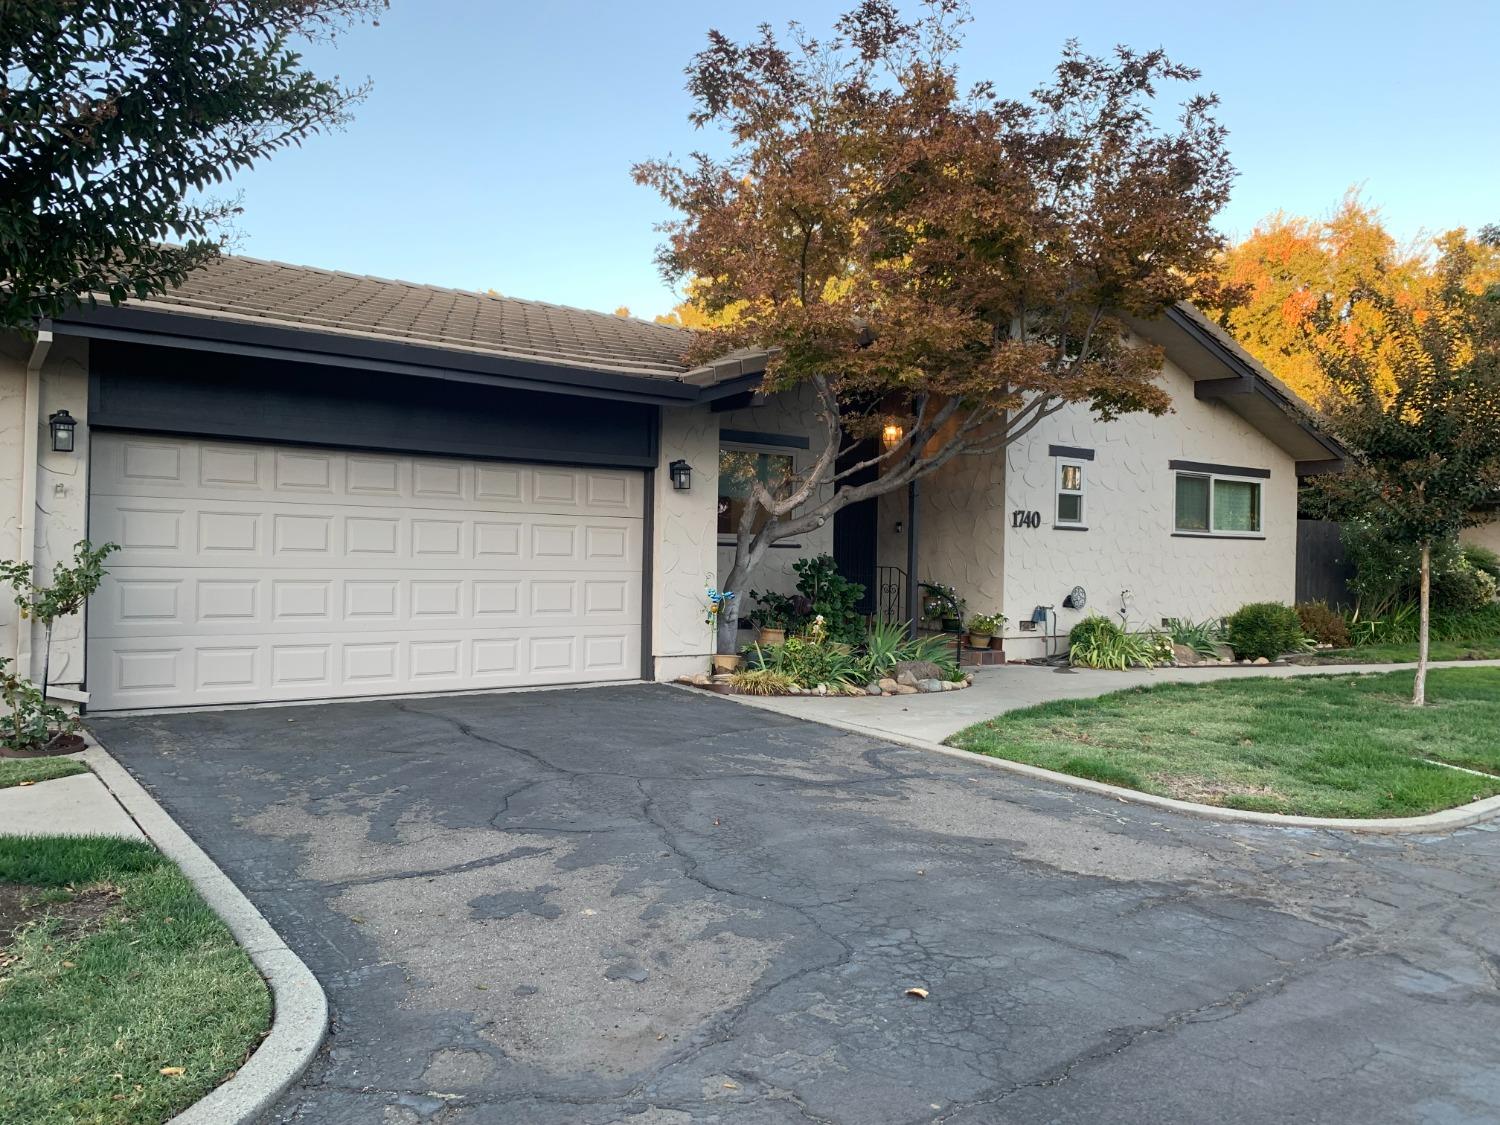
[702,687,1500,835]
[82,733,325,1124]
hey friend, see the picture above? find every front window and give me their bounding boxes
[1056,460,1085,526]
[718,448,795,536]
[1175,472,1262,535]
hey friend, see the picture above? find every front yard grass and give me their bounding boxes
[0,836,270,1125]
[946,668,1500,818]
[0,758,88,790]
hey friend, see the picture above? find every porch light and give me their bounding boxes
[669,459,693,490]
[48,409,77,453]
[881,421,904,449]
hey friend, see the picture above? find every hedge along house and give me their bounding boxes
[0,255,1340,711]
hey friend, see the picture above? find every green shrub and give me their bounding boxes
[749,555,866,644]
[855,621,960,682]
[1224,602,1307,661]
[1433,556,1498,612]
[1162,617,1222,658]
[1067,616,1168,670]
[1296,602,1351,648]
[1462,542,1500,582]
[750,636,863,690]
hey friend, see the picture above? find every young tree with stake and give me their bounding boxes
[1309,246,1500,705]
[634,1,1235,653]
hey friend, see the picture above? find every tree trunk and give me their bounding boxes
[1414,542,1431,707]
[715,556,754,654]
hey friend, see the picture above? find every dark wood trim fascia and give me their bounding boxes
[720,429,811,450]
[1047,445,1095,461]
[1168,459,1271,480]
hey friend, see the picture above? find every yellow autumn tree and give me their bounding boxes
[653,277,746,329]
[1205,192,1500,408]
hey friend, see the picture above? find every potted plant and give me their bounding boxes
[966,612,1005,649]
[920,582,965,632]
[747,592,799,646]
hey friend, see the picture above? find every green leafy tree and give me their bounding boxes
[0,539,117,700]
[1,0,385,330]
[1309,246,1500,704]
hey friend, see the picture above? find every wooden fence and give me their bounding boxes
[1295,518,1356,608]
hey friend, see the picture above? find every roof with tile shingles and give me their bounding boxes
[128,254,698,379]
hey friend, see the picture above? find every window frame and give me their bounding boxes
[716,441,801,543]
[1054,457,1087,529]
[1173,470,1264,538]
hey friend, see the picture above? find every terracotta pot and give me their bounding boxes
[711,653,744,674]
[941,617,962,633]
[966,632,992,649]
[756,627,786,646]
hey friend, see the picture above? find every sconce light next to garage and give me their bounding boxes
[881,421,904,450]
[669,459,693,490]
[48,409,77,453]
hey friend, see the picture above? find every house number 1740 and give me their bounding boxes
[1011,510,1041,529]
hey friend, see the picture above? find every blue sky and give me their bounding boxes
[221,0,1500,320]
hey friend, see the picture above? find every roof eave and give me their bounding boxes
[1135,304,1351,467]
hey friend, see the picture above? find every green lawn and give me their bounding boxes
[0,758,88,790]
[1292,639,1500,665]
[0,837,271,1125]
[946,668,1500,818]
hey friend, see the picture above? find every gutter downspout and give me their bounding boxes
[17,327,51,677]
[905,479,919,641]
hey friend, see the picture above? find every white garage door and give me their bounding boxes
[87,434,643,710]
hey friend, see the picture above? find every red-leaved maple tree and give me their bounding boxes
[635,1,1235,651]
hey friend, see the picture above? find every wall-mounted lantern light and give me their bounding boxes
[668,459,693,490]
[881,421,904,450]
[48,409,77,453]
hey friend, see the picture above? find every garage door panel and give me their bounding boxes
[99,497,642,571]
[93,440,643,519]
[90,626,643,707]
[89,434,643,708]
[94,568,641,638]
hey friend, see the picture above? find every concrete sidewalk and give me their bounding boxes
[722,657,1500,744]
[0,761,145,838]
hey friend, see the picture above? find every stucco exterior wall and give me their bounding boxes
[873,435,1006,624]
[715,384,835,605]
[0,333,91,692]
[32,336,91,691]
[0,336,30,661]
[1460,520,1500,556]
[999,355,1298,660]
[652,406,720,680]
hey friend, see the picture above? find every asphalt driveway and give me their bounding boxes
[91,684,1500,1124]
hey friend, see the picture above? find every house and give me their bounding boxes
[0,256,1341,710]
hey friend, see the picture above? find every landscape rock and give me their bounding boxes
[1212,643,1236,662]
[1253,656,1270,665]
[915,678,945,693]
[877,677,900,693]
[940,680,958,691]
[865,683,882,695]
[1171,642,1203,666]
[893,660,944,686]
[891,684,919,695]
[677,673,713,686]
